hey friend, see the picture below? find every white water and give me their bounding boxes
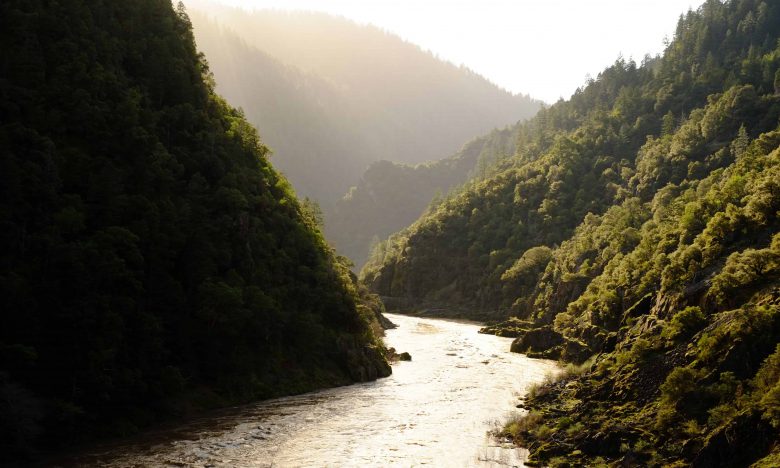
[68,314,558,467]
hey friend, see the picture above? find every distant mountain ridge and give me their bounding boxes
[186,2,542,206]
[188,12,363,204]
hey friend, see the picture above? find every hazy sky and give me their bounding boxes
[199,0,698,103]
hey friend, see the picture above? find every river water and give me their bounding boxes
[65,314,558,467]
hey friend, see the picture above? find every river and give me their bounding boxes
[64,314,559,467]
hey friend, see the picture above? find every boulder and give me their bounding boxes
[510,326,564,354]
[693,411,775,467]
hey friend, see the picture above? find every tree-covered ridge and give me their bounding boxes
[327,125,518,268]
[362,0,780,463]
[362,0,780,317]
[0,0,388,458]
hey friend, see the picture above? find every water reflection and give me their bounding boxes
[65,314,558,467]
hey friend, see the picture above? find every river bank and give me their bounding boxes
[55,314,558,467]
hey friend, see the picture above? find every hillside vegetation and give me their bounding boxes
[0,0,389,459]
[363,0,780,464]
[327,125,519,268]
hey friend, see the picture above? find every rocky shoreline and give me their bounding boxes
[379,296,508,322]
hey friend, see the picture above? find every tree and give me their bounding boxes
[301,196,325,229]
[774,68,780,95]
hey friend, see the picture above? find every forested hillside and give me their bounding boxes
[186,3,542,206]
[363,0,780,464]
[327,125,518,268]
[0,0,389,459]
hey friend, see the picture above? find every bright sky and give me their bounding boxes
[203,0,699,103]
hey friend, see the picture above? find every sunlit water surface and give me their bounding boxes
[65,314,558,467]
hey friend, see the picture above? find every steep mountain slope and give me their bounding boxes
[0,0,388,458]
[186,3,542,205]
[327,125,518,268]
[363,0,780,464]
[508,124,780,466]
[364,0,779,318]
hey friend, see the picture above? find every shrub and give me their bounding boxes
[533,424,554,441]
[565,422,587,438]
[504,411,543,440]
[657,367,704,429]
[660,367,702,406]
[662,306,706,341]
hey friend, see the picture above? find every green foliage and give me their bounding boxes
[775,68,780,94]
[502,246,553,282]
[754,344,780,428]
[503,411,544,443]
[660,367,703,408]
[301,197,325,229]
[709,234,780,306]
[663,306,707,341]
[655,366,705,429]
[628,338,658,364]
